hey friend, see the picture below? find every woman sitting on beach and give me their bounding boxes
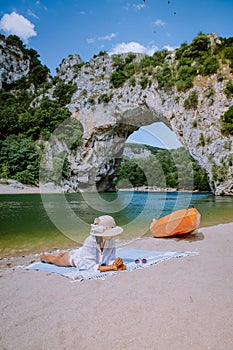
[40,215,126,273]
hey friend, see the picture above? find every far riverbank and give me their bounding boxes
[0,182,212,195]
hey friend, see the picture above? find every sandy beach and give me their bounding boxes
[0,221,233,350]
[0,182,56,194]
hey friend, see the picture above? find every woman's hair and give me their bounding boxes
[95,236,103,245]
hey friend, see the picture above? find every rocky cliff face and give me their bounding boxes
[0,39,30,88]
[1,35,233,195]
[55,48,233,195]
[123,144,153,159]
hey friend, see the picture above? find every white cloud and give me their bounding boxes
[146,44,159,56]
[0,11,36,42]
[87,37,95,44]
[27,9,39,20]
[163,44,176,51]
[87,32,117,44]
[133,4,146,11]
[124,3,146,11]
[35,1,47,11]
[109,41,158,56]
[154,19,166,27]
[98,32,117,41]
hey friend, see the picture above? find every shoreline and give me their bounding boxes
[0,222,232,349]
[1,220,233,262]
[0,221,232,265]
[1,221,233,264]
[0,182,213,195]
[0,182,58,194]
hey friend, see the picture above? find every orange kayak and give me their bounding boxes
[150,208,201,238]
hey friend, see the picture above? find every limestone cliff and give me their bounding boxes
[56,36,233,195]
[0,38,30,88]
[1,34,233,195]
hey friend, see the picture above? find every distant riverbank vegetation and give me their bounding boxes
[114,144,210,192]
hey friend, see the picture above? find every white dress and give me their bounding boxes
[68,235,116,271]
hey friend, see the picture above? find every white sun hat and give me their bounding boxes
[90,215,123,237]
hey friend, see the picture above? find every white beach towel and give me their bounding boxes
[25,248,198,281]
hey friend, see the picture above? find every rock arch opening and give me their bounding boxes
[72,105,187,192]
[126,122,182,150]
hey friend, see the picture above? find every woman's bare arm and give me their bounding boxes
[98,264,117,272]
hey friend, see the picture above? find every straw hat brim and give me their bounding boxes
[91,226,123,237]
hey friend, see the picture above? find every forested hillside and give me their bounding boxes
[117,143,210,191]
[0,34,82,184]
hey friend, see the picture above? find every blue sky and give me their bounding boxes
[0,0,232,148]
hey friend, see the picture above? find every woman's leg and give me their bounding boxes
[40,251,71,267]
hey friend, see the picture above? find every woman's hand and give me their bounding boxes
[116,263,126,271]
[98,257,126,272]
[113,257,126,270]
[113,257,123,268]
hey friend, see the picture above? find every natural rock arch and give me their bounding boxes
[52,51,233,196]
[71,104,157,192]
[64,94,232,194]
